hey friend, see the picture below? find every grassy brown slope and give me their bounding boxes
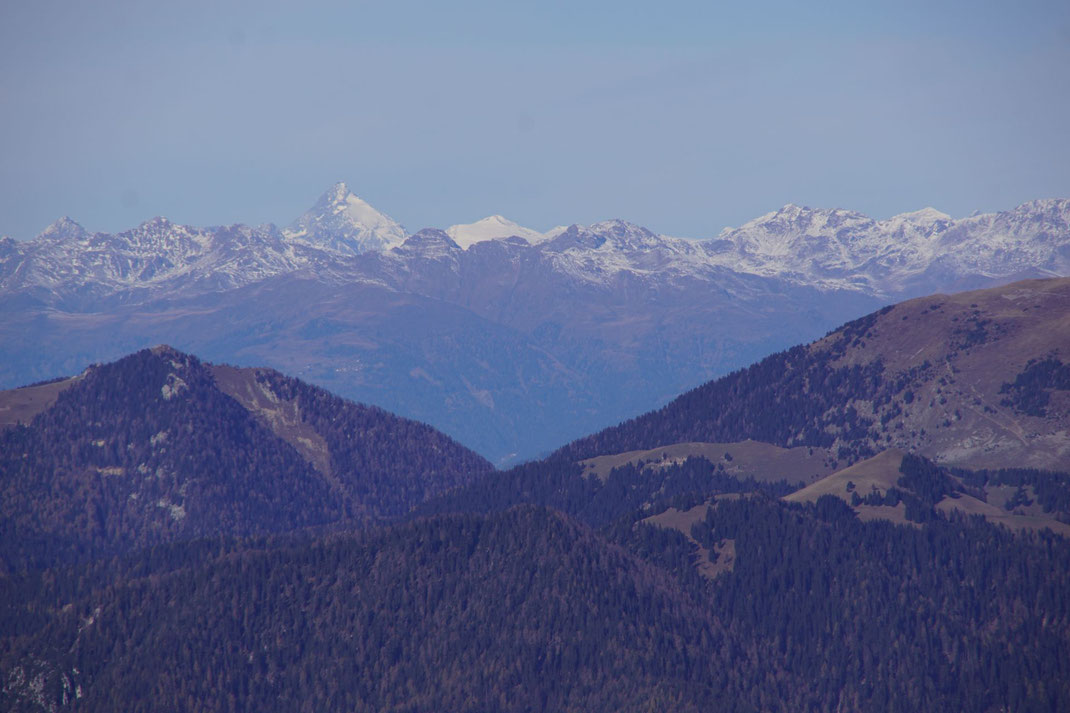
[210,362,494,518]
[581,440,833,485]
[643,501,737,579]
[0,377,78,429]
[785,449,907,504]
[787,449,1070,535]
[211,364,333,475]
[815,277,1070,468]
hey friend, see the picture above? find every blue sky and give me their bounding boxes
[2,0,1069,239]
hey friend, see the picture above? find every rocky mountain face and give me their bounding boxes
[1,188,1067,463]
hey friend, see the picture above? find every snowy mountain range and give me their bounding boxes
[706,200,1070,295]
[4,182,1068,306]
[2,183,1068,463]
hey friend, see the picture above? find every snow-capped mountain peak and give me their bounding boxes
[888,207,951,224]
[446,215,545,249]
[283,182,407,255]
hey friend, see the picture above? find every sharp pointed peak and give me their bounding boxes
[38,216,88,241]
[324,181,353,201]
[286,183,407,254]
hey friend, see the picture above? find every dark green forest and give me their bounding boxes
[4,492,1068,712]
[690,496,1070,712]
[2,508,755,713]
[999,356,1070,417]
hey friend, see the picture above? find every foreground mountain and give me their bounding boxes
[2,190,1067,463]
[0,346,491,569]
[422,276,1070,541]
[1,507,762,713]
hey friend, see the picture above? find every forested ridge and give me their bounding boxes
[0,347,491,571]
[690,496,1070,712]
[419,454,798,527]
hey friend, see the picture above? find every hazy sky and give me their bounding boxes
[2,0,1069,239]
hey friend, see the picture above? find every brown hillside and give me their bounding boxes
[580,439,834,485]
[0,376,78,429]
[814,277,1070,468]
[563,277,1070,471]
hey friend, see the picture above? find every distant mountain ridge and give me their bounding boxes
[4,186,1067,302]
[1,185,1068,463]
[446,214,547,248]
